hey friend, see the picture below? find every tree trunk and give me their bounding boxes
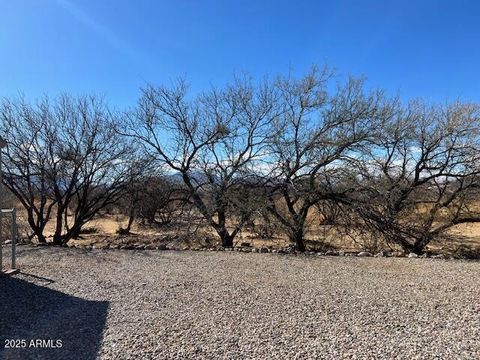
[217,226,234,247]
[411,236,431,254]
[26,210,47,243]
[52,233,63,246]
[291,228,306,252]
[125,206,136,233]
[36,232,47,244]
[52,205,64,246]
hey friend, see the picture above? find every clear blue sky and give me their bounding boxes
[1,0,479,107]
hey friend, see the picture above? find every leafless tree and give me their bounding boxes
[0,95,132,245]
[122,77,279,247]
[265,67,395,251]
[137,176,180,227]
[347,101,480,253]
[115,157,157,234]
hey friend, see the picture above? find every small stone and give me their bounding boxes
[357,251,373,257]
[408,253,419,258]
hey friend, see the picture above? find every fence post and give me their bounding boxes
[11,208,16,269]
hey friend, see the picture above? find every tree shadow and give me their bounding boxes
[0,276,109,360]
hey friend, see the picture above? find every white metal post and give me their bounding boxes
[11,208,16,269]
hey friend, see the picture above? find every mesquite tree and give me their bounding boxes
[347,101,480,253]
[123,78,279,247]
[0,95,132,245]
[266,68,396,251]
[118,174,180,234]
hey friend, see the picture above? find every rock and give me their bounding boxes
[4,239,12,245]
[338,250,345,256]
[375,251,387,257]
[408,253,419,258]
[357,251,373,257]
[325,250,339,256]
[280,247,294,254]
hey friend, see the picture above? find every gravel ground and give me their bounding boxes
[1,246,479,360]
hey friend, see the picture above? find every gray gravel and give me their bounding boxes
[1,246,479,359]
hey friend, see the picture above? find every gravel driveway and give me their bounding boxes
[1,246,479,359]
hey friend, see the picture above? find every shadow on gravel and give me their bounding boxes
[0,276,109,360]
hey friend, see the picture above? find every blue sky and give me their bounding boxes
[1,0,479,107]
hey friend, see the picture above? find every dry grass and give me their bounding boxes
[9,202,480,255]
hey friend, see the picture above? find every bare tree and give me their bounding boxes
[265,68,395,251]
[0,95,132,245]
[347,101,480,253]
[123,77,279,247]
[115,157,157,234]
[269,68,392,251]
[136,176,179,227]
[0,98,55,243]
